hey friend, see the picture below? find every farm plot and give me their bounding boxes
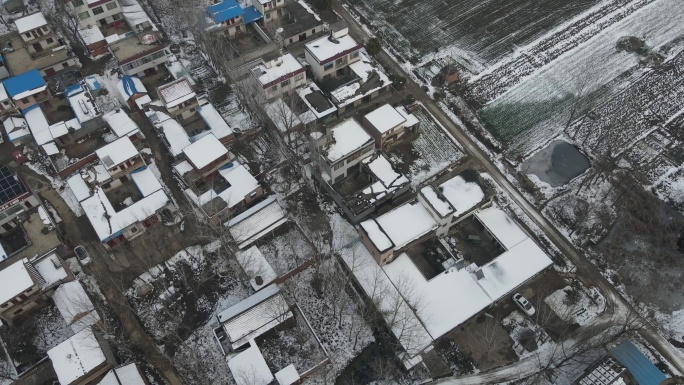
[388,108,464,185]
[480,0,684,156]
[351,0,602,67]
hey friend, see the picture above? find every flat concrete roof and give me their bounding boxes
[109,36,165,64]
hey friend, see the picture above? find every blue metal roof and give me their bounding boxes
[243,5,263,24]
[120,75,141,97]
[611,340,666,385]
[206,0,244,24]
[64,83,83,97]
[3,69,46,98]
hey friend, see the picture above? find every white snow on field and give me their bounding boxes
[545,285,606,326]
[487,0,684,154]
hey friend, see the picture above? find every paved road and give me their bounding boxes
[331,0,684,380]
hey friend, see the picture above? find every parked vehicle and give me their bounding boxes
[467,235,482,243]
[512,293,535,316]
[74,245,91,265]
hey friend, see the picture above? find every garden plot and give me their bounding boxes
[502,311,552,359]
[544,285,606,326]
[351,0,602,67]
[125,242,251,356]
[389,108,464,185]
[257,224,315,276]
[480,0,684,156]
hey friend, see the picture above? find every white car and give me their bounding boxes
[74,245,91,265]
[513,293,536,316]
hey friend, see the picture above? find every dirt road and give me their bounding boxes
[331,0,684,379]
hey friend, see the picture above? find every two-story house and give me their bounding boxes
[109,34,168,77]
[362,103,420,148]
[7,13,80,78]
[68,0,123,29]
[181,134,231,178]
[95,136,145,181]
[276,0,325,47]
[251,0,285,22]
[310,118,375,183]
[304,22,363,80]
[205,0,245,37]
[0,166,40,234]
[250,52,306,101]
[2,69,51,110]
[0,251,74,324]
[157,77,198,120]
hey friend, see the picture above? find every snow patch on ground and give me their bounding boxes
[545,285,606,326]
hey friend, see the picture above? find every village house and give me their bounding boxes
[72,165,176,248]
[0,82,16,117]
[328,52,392,114]
[417,170,489,236]
[47,327,116,385]
[226,196,288,249]
[275,0,325,47]
[182,134,231,178]
[103,109,144,142]
[122,1,156,34]
[95,136,146,181]
[2,115,31,146]
[109,34,168,77]
[304,22,363,80]
[251,0,285,22]
[66,81,102,131]
[205,0,245,37]
[297,82,337,123]
[6,13,80,78]
[53,280,101,334]
[156,77,198,120]
[146,110,192,158]
[2,69,51,110]
[0,250,74,324]
[0,166,40,234]
[362,103,420,148]
[196,101,235,144]
[116,75,151,109]
[310,118,375,183]
[67,0,123,29]
[250,52,306,101]
[78,25,108,57]
[174,152,264,226]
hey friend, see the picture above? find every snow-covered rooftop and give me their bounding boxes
[103,110,140,138]
[157,78,195,108]
[68,86,99,123]
[24,105,52,145]
[364,104,406,134]
[14,12,47,34]
[3,116,30,142]
[116,76,147,101]
[217,285,293,349]
[95,136,139,170]
[325,119,372,163]
[78,26,105,45]
[32,252,68,286]
[305,34,360,63]
[252,53,304,86]
[53,281,101,334]
[182,134,227,170]
[331,55,391,108]
[81,186,169,241]
[0,81,8,101]
[227,197,288,249]
[384,252,492,338]
[361,154,408,203]
[197,103,233,140]
[154,112,191,156]
[363,201,437,251]
[477,238,552,299]
[397,106,419,128]
[421,175,485,218]
[475,206,528,249]
[235,246,276,291]
[298,82,337,119]
[274,364,300,385]
[130,167,163,197]
[218,163,259,208]
[99,363,147,385]
[122,2,155,30]
[228,342,274,385]
[0,258,35,305]
[67,174,91,202]
[47,328,107,385]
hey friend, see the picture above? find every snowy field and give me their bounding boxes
[545,285,607,326]
[480,0,684,155]
[350,0,602,67]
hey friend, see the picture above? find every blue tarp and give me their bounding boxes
[120,75,141,97]
[3,69,45,98]
[243,5,263,24]
[64,83,83,97]
[611,340,666,385]
[86,76,101,91]
[206,0,244,24]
